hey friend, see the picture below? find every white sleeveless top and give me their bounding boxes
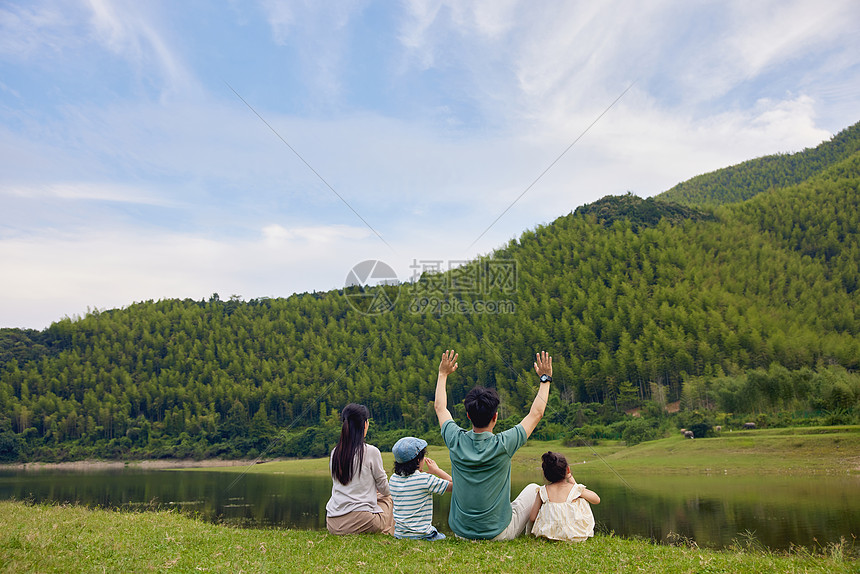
[531,483,595,542]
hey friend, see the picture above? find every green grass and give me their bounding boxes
[0,501,854,573]
[581,426,860,476]
[192,426,860,480]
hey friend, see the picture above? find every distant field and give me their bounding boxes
[193,425,860,479]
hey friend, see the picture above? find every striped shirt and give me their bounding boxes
[389,471,450,538]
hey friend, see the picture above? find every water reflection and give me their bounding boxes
[0,468,857,551]
[573,474,860,550]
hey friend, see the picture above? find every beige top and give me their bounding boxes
[325,444,390,517]
[531,483,596,542]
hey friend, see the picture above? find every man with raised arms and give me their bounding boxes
[434,349,553,540]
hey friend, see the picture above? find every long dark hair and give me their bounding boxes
[331,403,369,485]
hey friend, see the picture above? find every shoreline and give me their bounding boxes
[0,458,277,472]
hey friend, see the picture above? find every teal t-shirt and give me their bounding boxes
[441,418,528,539]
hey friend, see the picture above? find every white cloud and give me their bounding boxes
[400,0,516,46]
[0,1,195,99]
[258,0,295,45]
[86,0,194,98]
[262,223,371,245]
[256,0,369,105]
[593,94,832,195]
[398,0,442,65]
[398,0,858,133]
[0,81,21,98]
[0,2,77,58]
[0,223,379,329]
[2,182,177,206]
[0,83,836,257]
[727,0,858,78]
[1,0,857,328]
[471,0,517,39]
[86,0,127,53]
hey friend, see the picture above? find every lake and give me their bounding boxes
[1,467,857,551]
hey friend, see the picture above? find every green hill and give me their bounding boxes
[657,120,860,208]
[1,123,859,462]
[572,193,715,230]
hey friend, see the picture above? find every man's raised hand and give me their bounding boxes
[534,351,552,378]
[439,349,459,376]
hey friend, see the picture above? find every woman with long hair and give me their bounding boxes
[325,403,394,535]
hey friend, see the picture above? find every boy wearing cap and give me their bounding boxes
[389,436,453,540]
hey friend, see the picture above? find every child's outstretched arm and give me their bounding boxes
[569,469,600,504]
[424,457,453,492]
[581,488,600,505]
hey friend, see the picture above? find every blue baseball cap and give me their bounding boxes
[392,437,428,463]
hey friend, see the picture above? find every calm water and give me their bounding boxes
[1,468,857,551]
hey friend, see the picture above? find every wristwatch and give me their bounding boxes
[540,374,552,383]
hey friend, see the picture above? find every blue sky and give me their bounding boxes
[1,0,858,329]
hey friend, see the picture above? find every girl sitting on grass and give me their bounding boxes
[529,451,600,542]
[325,403,394,535]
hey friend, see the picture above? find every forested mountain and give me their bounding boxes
[1,124,859,462]
[657,120,860,208]
[572,193,715,230]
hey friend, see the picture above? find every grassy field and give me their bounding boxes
[180,426,860,536]
[1,501,855,574]
[3,427,857,572]
[193,425,860,481]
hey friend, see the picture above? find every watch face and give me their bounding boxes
[540,375,549,382]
